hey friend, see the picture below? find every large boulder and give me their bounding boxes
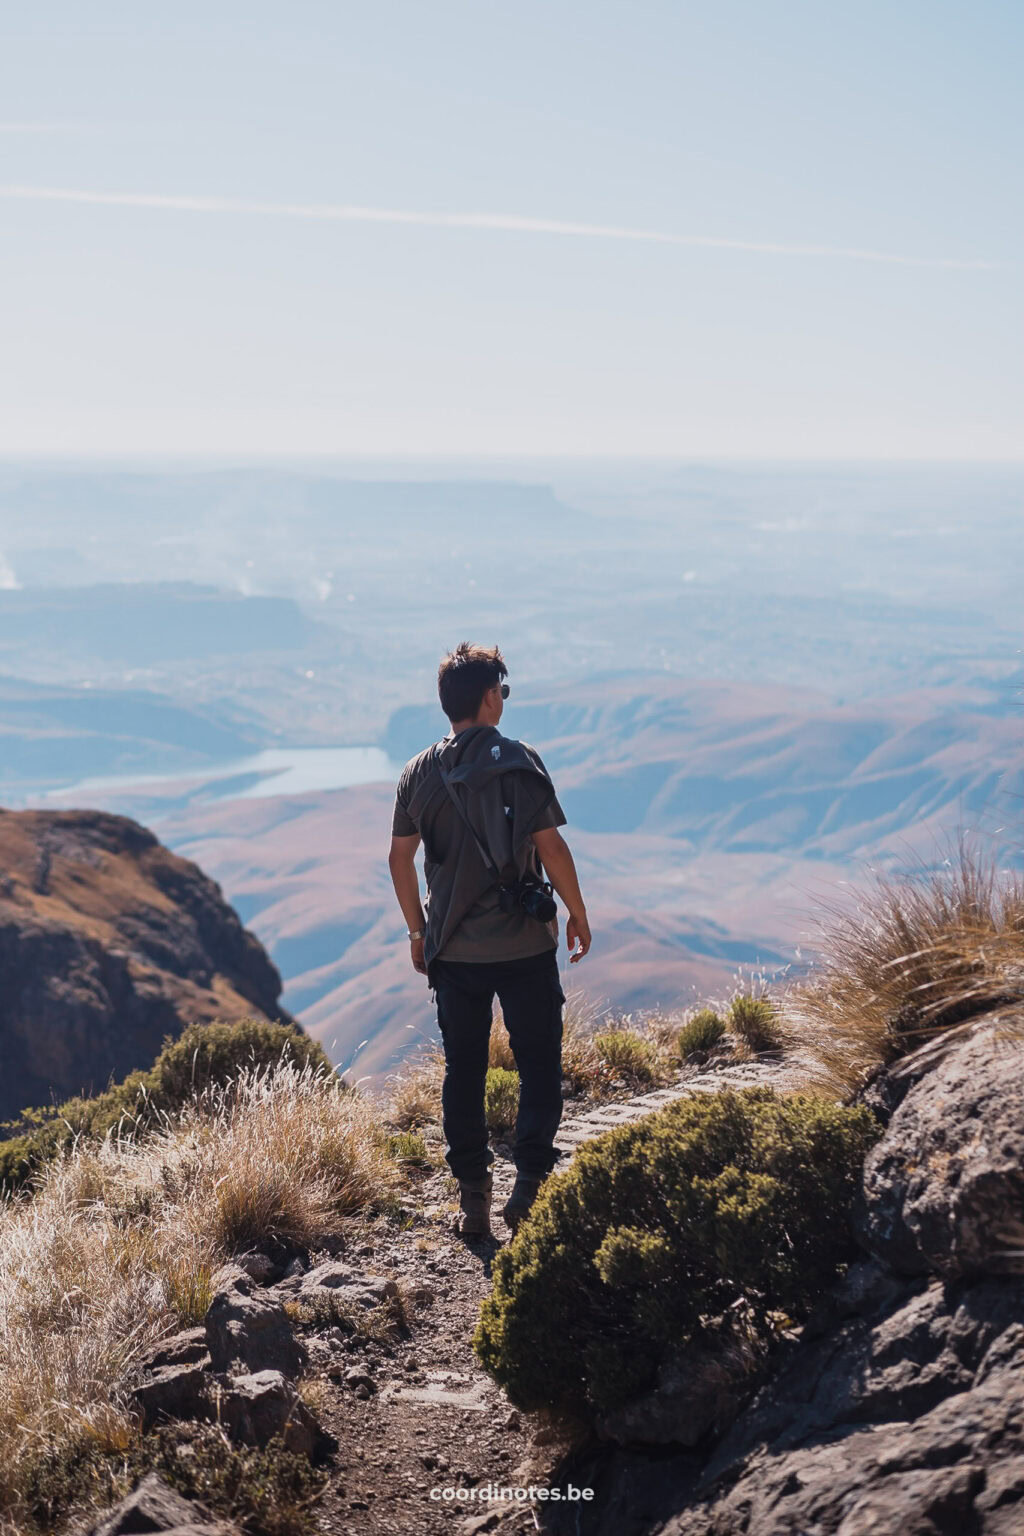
[204,1264,307,1377]
[857,1027,1024,1278]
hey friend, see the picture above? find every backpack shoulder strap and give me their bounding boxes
[434,747,501,878]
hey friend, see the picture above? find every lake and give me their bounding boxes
[38,745,403,805]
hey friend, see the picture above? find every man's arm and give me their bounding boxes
[388,833,428,975]
[530,826,592,962]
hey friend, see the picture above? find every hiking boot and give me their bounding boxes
[456,1174,493,1237]
[502,1174,545,1235]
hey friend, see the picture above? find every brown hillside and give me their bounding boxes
[0,807,290,1121]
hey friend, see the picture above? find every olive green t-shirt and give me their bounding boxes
[392,731,566,964]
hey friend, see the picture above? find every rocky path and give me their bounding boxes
[313,1059,798,1535]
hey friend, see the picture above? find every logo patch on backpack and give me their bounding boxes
[491,744,501,760]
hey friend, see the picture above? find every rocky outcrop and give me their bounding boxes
[126,1247,403,1463]
[552,1020,1024,1536]
[857,1024,1024,1277]
[0,808,290,1120]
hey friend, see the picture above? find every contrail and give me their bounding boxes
[0,183,999,270]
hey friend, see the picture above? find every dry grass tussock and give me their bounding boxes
[781,834,1024,1098]
[0,1060,399,1530]
[385,1045,445,1129]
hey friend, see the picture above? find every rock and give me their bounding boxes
[205,1266,307,1377]
[858,1027,1024,1277]
[835,1465,983,1535]
[142,1329,211,1371]
[653,1274,1024,1536]
[300,1260,400,1310]
[802,1257,917,1340]
[461,1514,504,1535]
[282,1256,307,1279]
[504,1410,521,1430]
[132,1362,212,1428]
[596,1332,762,1447]
[233,1251,281,1285]
[215,1370,335,1460]
[344,1366,376,1392]
[83,1471,238,1534]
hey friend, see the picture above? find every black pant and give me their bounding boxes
[431,948,565,1183]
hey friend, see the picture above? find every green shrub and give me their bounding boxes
[0,1018,334,1195]
[728,994,783,1054]
[677,1008,726,1059]
[592,1030,657,1085]
[484,1068,520,1133]
[383,1131,430,1166]
[474,1088,880,1422]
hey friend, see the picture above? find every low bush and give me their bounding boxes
[677,1008,726,1059]
[383,1130,431,1166]
[728,995,783,1054]
[484,1068,520,1133]
[132,1423,326,1536]
[593,1030,658,1085]
[0,1018,333,1194]
[474,1087,880,1422]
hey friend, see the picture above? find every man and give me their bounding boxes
[388,642,592,1239]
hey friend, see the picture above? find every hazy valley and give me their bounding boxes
[1,460,1020,1091]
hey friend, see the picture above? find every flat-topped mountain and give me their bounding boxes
[0,807,290,1121]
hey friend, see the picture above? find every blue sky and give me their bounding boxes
[1,1,1020,457]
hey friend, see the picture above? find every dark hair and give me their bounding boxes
[438,642,508,723]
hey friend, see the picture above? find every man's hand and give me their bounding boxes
[410,935,428,975]
[531,827,591,962]
[566,910,592,963]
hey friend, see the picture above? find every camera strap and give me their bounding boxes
[434,750,504,881]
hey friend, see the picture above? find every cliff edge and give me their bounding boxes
[0,807,290,1121]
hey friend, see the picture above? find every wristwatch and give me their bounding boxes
[407,928,425,941]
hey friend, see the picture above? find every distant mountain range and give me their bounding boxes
[1,463,1019,1091]
[97,673,1020,1083]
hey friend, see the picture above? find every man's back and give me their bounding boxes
[391,724,567,966]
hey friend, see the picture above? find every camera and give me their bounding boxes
[498,874,558,924]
